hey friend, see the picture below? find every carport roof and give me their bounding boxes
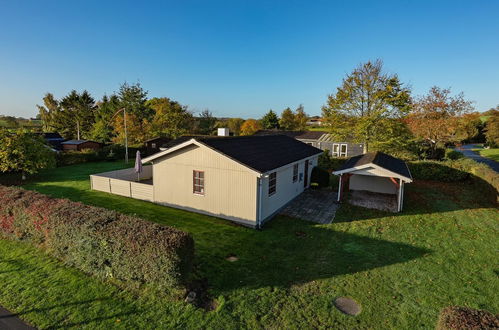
[336,152,412,181]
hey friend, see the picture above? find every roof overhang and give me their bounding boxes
[333,163,413,183]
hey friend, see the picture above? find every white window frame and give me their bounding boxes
[332,143,339,157]
[340,144,348,157]
[193,170,205,195]
[268,172,277,196]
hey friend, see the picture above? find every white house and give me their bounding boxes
[91,135,322,228]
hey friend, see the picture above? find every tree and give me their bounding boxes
[240,119,262,136]
[146,97,193,138]
[406,86,474,157]
[260,110,279,129]
[484,112,499,147]
[279,108,296,130]
[37,93,60,132]
[455,113,483,143]
[294,104,308,130]
[196,109,217,135]
[322,59,412,152]
[227,118,245,136]
[0,129,55,180]
[90,94,120,143]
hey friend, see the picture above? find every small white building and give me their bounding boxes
[92,135,322,228]
[333,152,413,212]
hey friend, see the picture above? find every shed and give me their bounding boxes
[61,140,101,151]
[333,152,413,212]
[35,132,65,150]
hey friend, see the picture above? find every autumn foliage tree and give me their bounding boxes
[240,119,262,136]
[406,86,474,158]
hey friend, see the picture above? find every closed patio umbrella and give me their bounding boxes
[135,150,142,182]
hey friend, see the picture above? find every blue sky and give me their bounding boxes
[1,0,498,118]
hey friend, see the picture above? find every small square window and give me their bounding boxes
[193,170,205,195]
[268,172,276,196]
[292,164,298,182]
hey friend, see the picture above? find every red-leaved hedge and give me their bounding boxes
[0,185,194,291]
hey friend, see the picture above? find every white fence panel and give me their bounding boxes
[131,182,154,201]
[91,175,111,193]
[110,179,131,197]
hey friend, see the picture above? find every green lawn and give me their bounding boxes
[476,148,499,162]
[0,161,497,328]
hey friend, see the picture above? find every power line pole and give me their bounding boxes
[123,108,128,163]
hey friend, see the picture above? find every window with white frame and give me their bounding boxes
[292,164,298,182]
[332,144,339,157]
[340,144,348,157]
[193,170,205,195]
[268,172,276,196]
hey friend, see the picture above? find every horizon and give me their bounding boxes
[1,0,498,118]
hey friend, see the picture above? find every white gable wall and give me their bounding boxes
[152,144,259,226]
[350,174,397,194]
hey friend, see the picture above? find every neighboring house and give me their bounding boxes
[306,116,323,126]
[333,152,413,212]
[61,140,101,151]
[254,130,364,158]
[91,135,322,228]
[35,132,65,150]
[144,137,171,155]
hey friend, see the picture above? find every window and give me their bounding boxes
[332,144,339,157]
[193,170,205,195]
[340,144,348,157]
[151,143,156,149]
[292,164,298,182]
[268,172,276,196]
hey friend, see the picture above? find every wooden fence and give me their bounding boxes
[90,165,154,202]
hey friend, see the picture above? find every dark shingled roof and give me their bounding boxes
[196,135,322,173]
[254,130,327,140]
[61,140,97,145]
[338,152,412,179]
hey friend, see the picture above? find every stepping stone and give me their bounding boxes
[226,254,238,262]
[334,297,361,316]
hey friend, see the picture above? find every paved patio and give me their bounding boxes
[279,189,339,224]
[348,190,398,212]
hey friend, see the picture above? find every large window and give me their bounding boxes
[292,164,298,182]
[193,170,205,195]
[340,144,348,157]
[268,172,277,196]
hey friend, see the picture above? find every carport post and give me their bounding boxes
[397,178,403,212]
[337,174,342,202]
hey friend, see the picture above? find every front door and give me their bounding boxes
[304,160,309,188]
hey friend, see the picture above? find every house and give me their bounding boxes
[333,152,413,212]
[253,130,364,158]
[61,140,101,151]
[144,137,171,155]
[91,135,322,228]
[306,116,323,126]
[35,132,65,150]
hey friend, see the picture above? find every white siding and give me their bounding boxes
[350,174,397,194]
[152,144,259,225]
[260,155,318,221]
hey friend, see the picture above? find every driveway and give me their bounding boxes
[456,144,499,172]
[0,306,36,330]
[279,189,339,224]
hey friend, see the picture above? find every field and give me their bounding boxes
[0,161,497,328]
[476,148,499,162]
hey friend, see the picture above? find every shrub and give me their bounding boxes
[408,161,470,182]
[311,167,330,188]
[445,149,464,160]
[317,151,347,171]
[0,185,194,292]
[436,306,499,330]
[56,149,100,166]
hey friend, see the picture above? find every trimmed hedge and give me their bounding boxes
[437,306,499,330]
[445,149,464,160]
[56,145,140,166]
[0,185,194,291]
[311,167,330,188]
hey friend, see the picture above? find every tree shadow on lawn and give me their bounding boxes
[333,175,498,223]
[199,216,431,294]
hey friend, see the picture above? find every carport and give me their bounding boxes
[333,152,413,212]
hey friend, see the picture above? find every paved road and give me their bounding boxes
[0,307,36,330]
[456,144,499,172]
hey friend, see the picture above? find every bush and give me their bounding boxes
[445,149,464,160]
[56,145,141,166]
[408,161,470,182]
[437,306,499,330]
[311,167,330,188]
[0,185,194,292]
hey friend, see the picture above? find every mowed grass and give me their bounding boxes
[0,161,497,328]
[477,148,499,162]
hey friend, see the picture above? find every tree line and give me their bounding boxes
[321,59,498,158]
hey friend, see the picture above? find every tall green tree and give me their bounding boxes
[90,94,120,143]
[0,129,55,180]
[260,110,280,129]
[279,107,297,130]
[146,97,193,138]
[60,90,96,140]
[484,111,499,147]
[196,109,217,135]
[322,59,412,152]
[36,93,60,132]
[294,104,308,130]
[227,118,245,136]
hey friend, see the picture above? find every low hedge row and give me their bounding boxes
[56,145,140,166]
[437,306,499,330]
[0,185,194,292]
